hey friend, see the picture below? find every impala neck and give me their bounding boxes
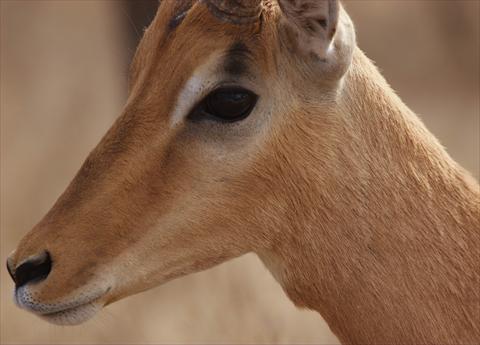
[260,49,479,343]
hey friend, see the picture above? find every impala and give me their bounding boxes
[6,0,479,343]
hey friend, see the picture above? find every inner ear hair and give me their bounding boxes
[278,0,339,60]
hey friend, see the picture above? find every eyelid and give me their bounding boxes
[188,87,258,123]
[170,67,258,128]
[187,82,247,113]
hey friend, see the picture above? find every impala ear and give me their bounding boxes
[278,0,339,60]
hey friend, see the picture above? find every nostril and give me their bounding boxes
[6,259,15,282]
[13,251,52,288]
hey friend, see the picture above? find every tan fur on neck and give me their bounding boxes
[258,49,480,343]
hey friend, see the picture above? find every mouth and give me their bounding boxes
[37,296,104,325]
[15,286,109,326]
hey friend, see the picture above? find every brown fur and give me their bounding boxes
[9,0,479,342]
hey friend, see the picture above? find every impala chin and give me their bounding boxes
[37,299,103,326]
[14,284,110,326]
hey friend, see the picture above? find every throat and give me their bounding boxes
[260,183,479,343]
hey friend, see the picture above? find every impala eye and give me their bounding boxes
[194,87,258,122]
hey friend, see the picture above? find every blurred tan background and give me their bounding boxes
[1,1,478,344]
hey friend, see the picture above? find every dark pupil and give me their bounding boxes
[206,88,256,120]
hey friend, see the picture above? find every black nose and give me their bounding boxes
[7,251,52,288]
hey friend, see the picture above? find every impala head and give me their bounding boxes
[7,0,355,325]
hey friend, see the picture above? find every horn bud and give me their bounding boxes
[205,0,262,24]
